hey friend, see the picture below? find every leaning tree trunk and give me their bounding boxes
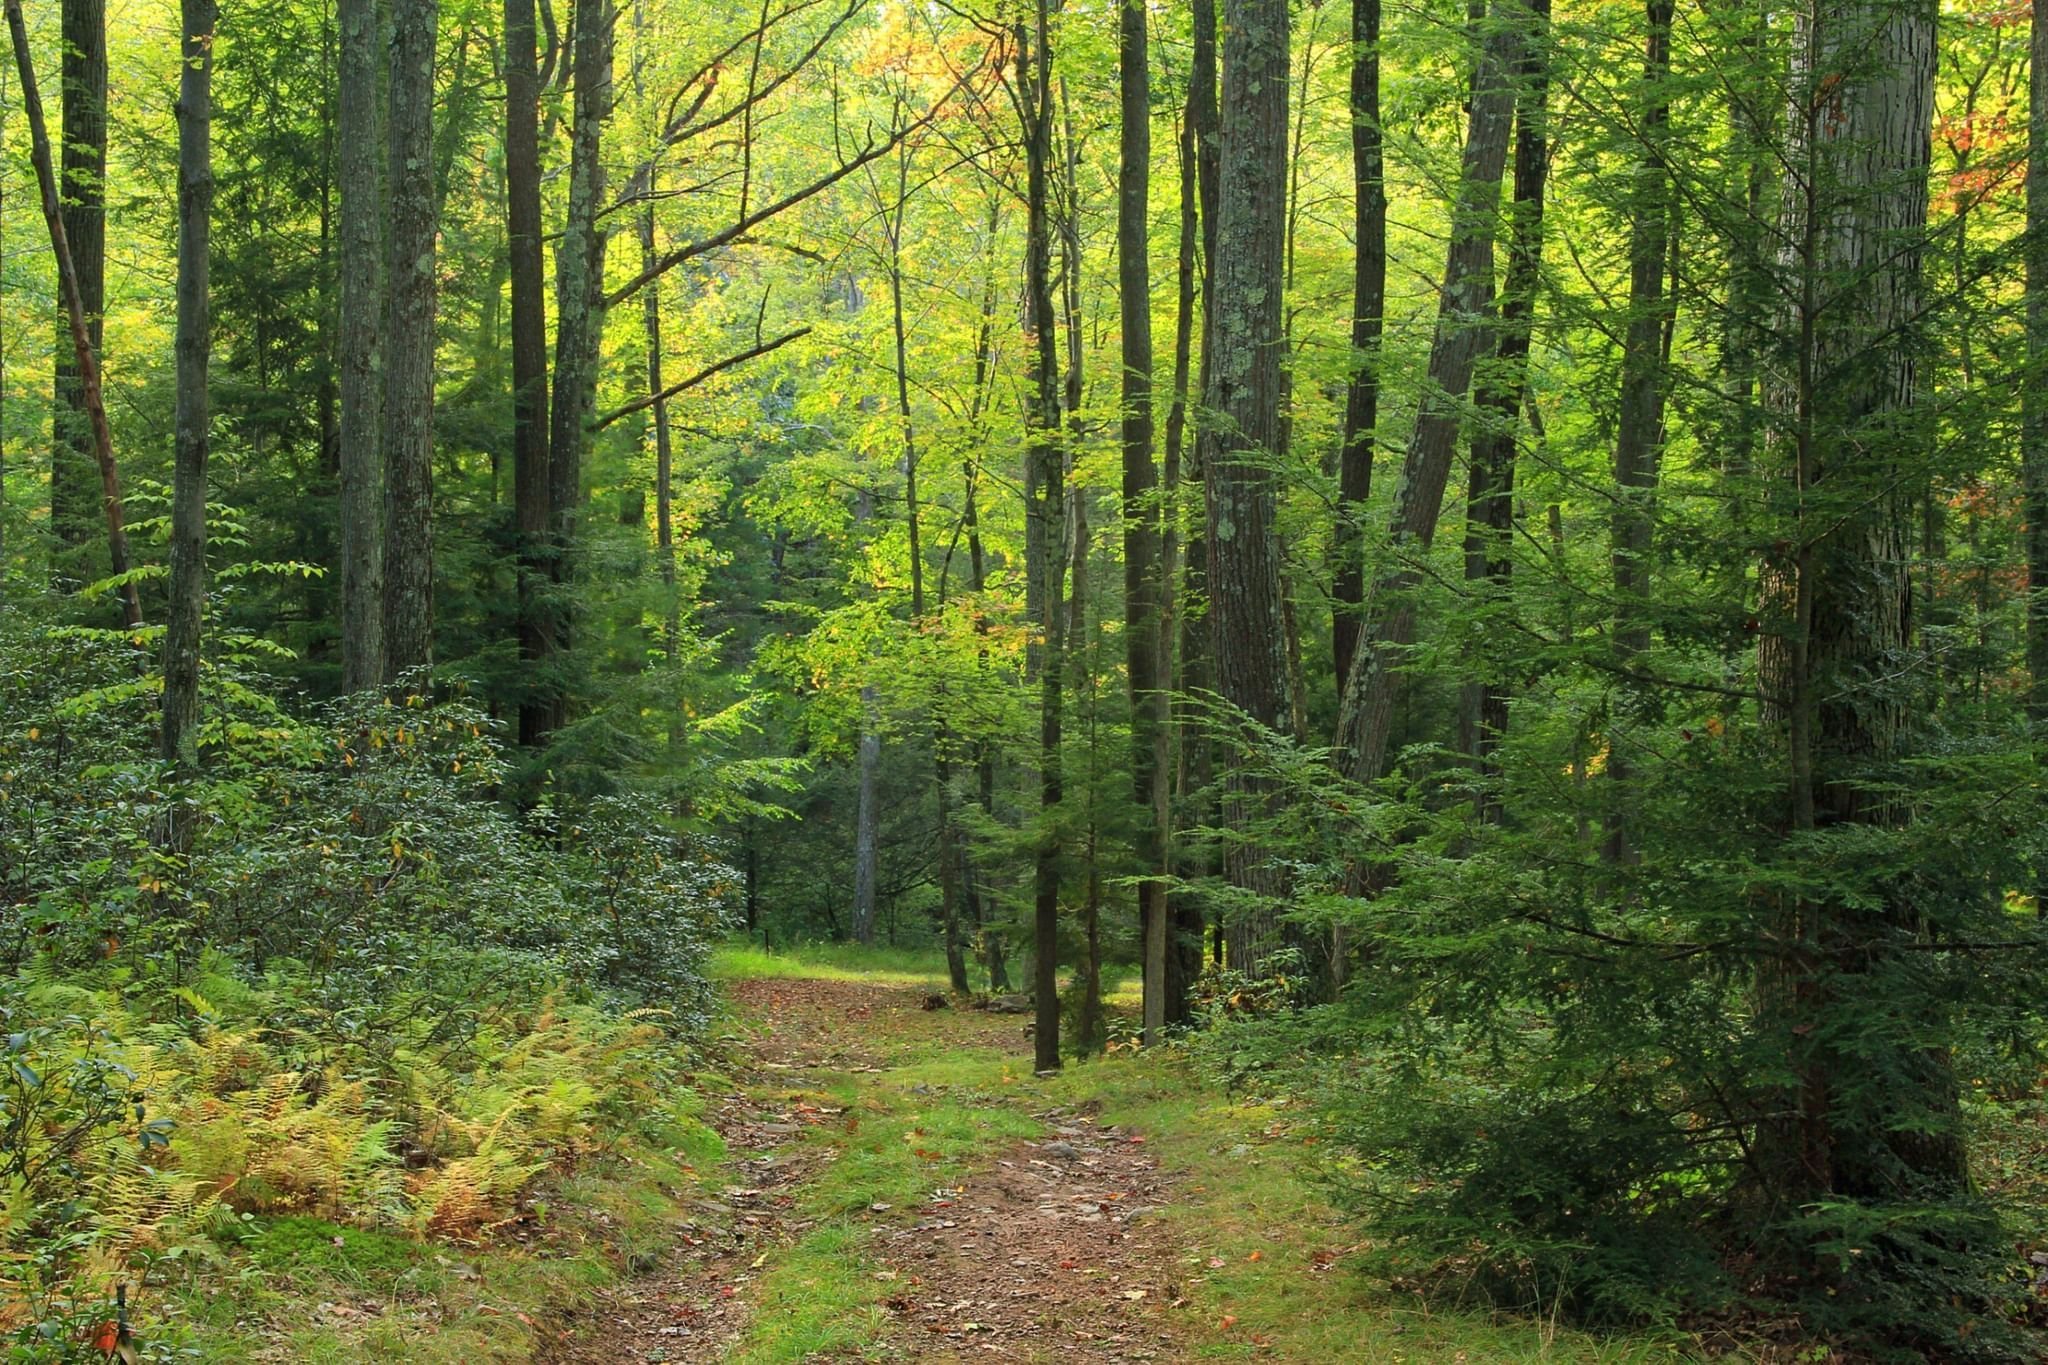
[1333,0,1523,787]
[1601,0,1675,863]
[1457,0,1551,820]
[1198,0,1293,974]
[161,0,215,778]
[381,0,440,681]
[50,0,106,562]
[1754,0,1960,1213]
[337,0,384,691]
[4,0,140,628]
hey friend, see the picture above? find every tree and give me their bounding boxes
[161,0,215,775]
[1333,0,1523,787]
[507,0,552,743]
[1117,0,1164,1042]
[1601,0,1675,861]
[381,0,440,680]
[4,0,141,628]
[1331,0,1384,693]
[50,0,106,564]
[336,0,383,692]
[1197,0,1291,970]
[1754,0,1958,1216]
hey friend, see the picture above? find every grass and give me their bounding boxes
[711,939,957,987]
[708,944,1698,1363]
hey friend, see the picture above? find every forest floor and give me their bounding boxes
[532,947,1686,1364]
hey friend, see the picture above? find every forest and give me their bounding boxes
[1,0,2046,1357]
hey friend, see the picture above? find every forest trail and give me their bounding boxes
[546,973,1191,1363]
[540,954,1658,1364]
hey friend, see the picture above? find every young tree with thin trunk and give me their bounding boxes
[382,0,439,680]
[2026,0,2048,730]
[161,0,215,775]
[336,0,384,692]
[4,0,140,628]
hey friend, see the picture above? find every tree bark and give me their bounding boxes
[507,0,553,744]
[1332,0,1384,692]
[1020,1,1065,1073]
[2027,0,2048,729]
[50,0,105,561]
[1457,0,1550,817]
[1755,0,1960,1210]
[1118,0,1166,1044]
[337,0,384,691]
[1197,0,1292,972]
[1333,1,1523,787]
[548,0,614,578]
[381,0,439,681]
[1601,0,1675,862]
[4,0,140,628]
[161,0,215,776]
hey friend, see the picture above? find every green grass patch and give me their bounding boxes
[711,939,955,987]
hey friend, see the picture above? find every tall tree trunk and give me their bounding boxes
[1021,2,1065,1073]
[2026,0,2048,736]
[1333,0,1523,787]
[1167,0,1220,1006]
[1755,0,1959,1211]
[507,0,553,745]
[851,691,880,944]
[1332,0,1384,691]
[382,0,439,681]
[50,0,105,563]
[1199,0,1292,971]
[4,0,140,628]
[337,0,384,691]
[1118,0,1166,1043]
[547,0,614,624]
[1457,0,1551,817]
[161,0,214,776]
[1601,0,1675,862]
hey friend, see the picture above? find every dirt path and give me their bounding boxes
[544,977,1189,1363]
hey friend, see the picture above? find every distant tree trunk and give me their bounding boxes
[851,695,880,945]
[381,0,439,681]
[1602,0,1675,862]
[161,0,214,776]
[2027,0,2048,733]
[50,0,105,563]
[1020,1,1065,1072]
[1334,1,1523,787]
[1118,0,1166,1044]
[1754,0,1960,1212]
[336,0,384,691]
[1458,0,1551,817]
[1199,0,1292,972]
[5,0,139,628]
[1332,0,1384,692]
[641,205,680,661]
[507,0,553,744]
[547,0,615,668]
